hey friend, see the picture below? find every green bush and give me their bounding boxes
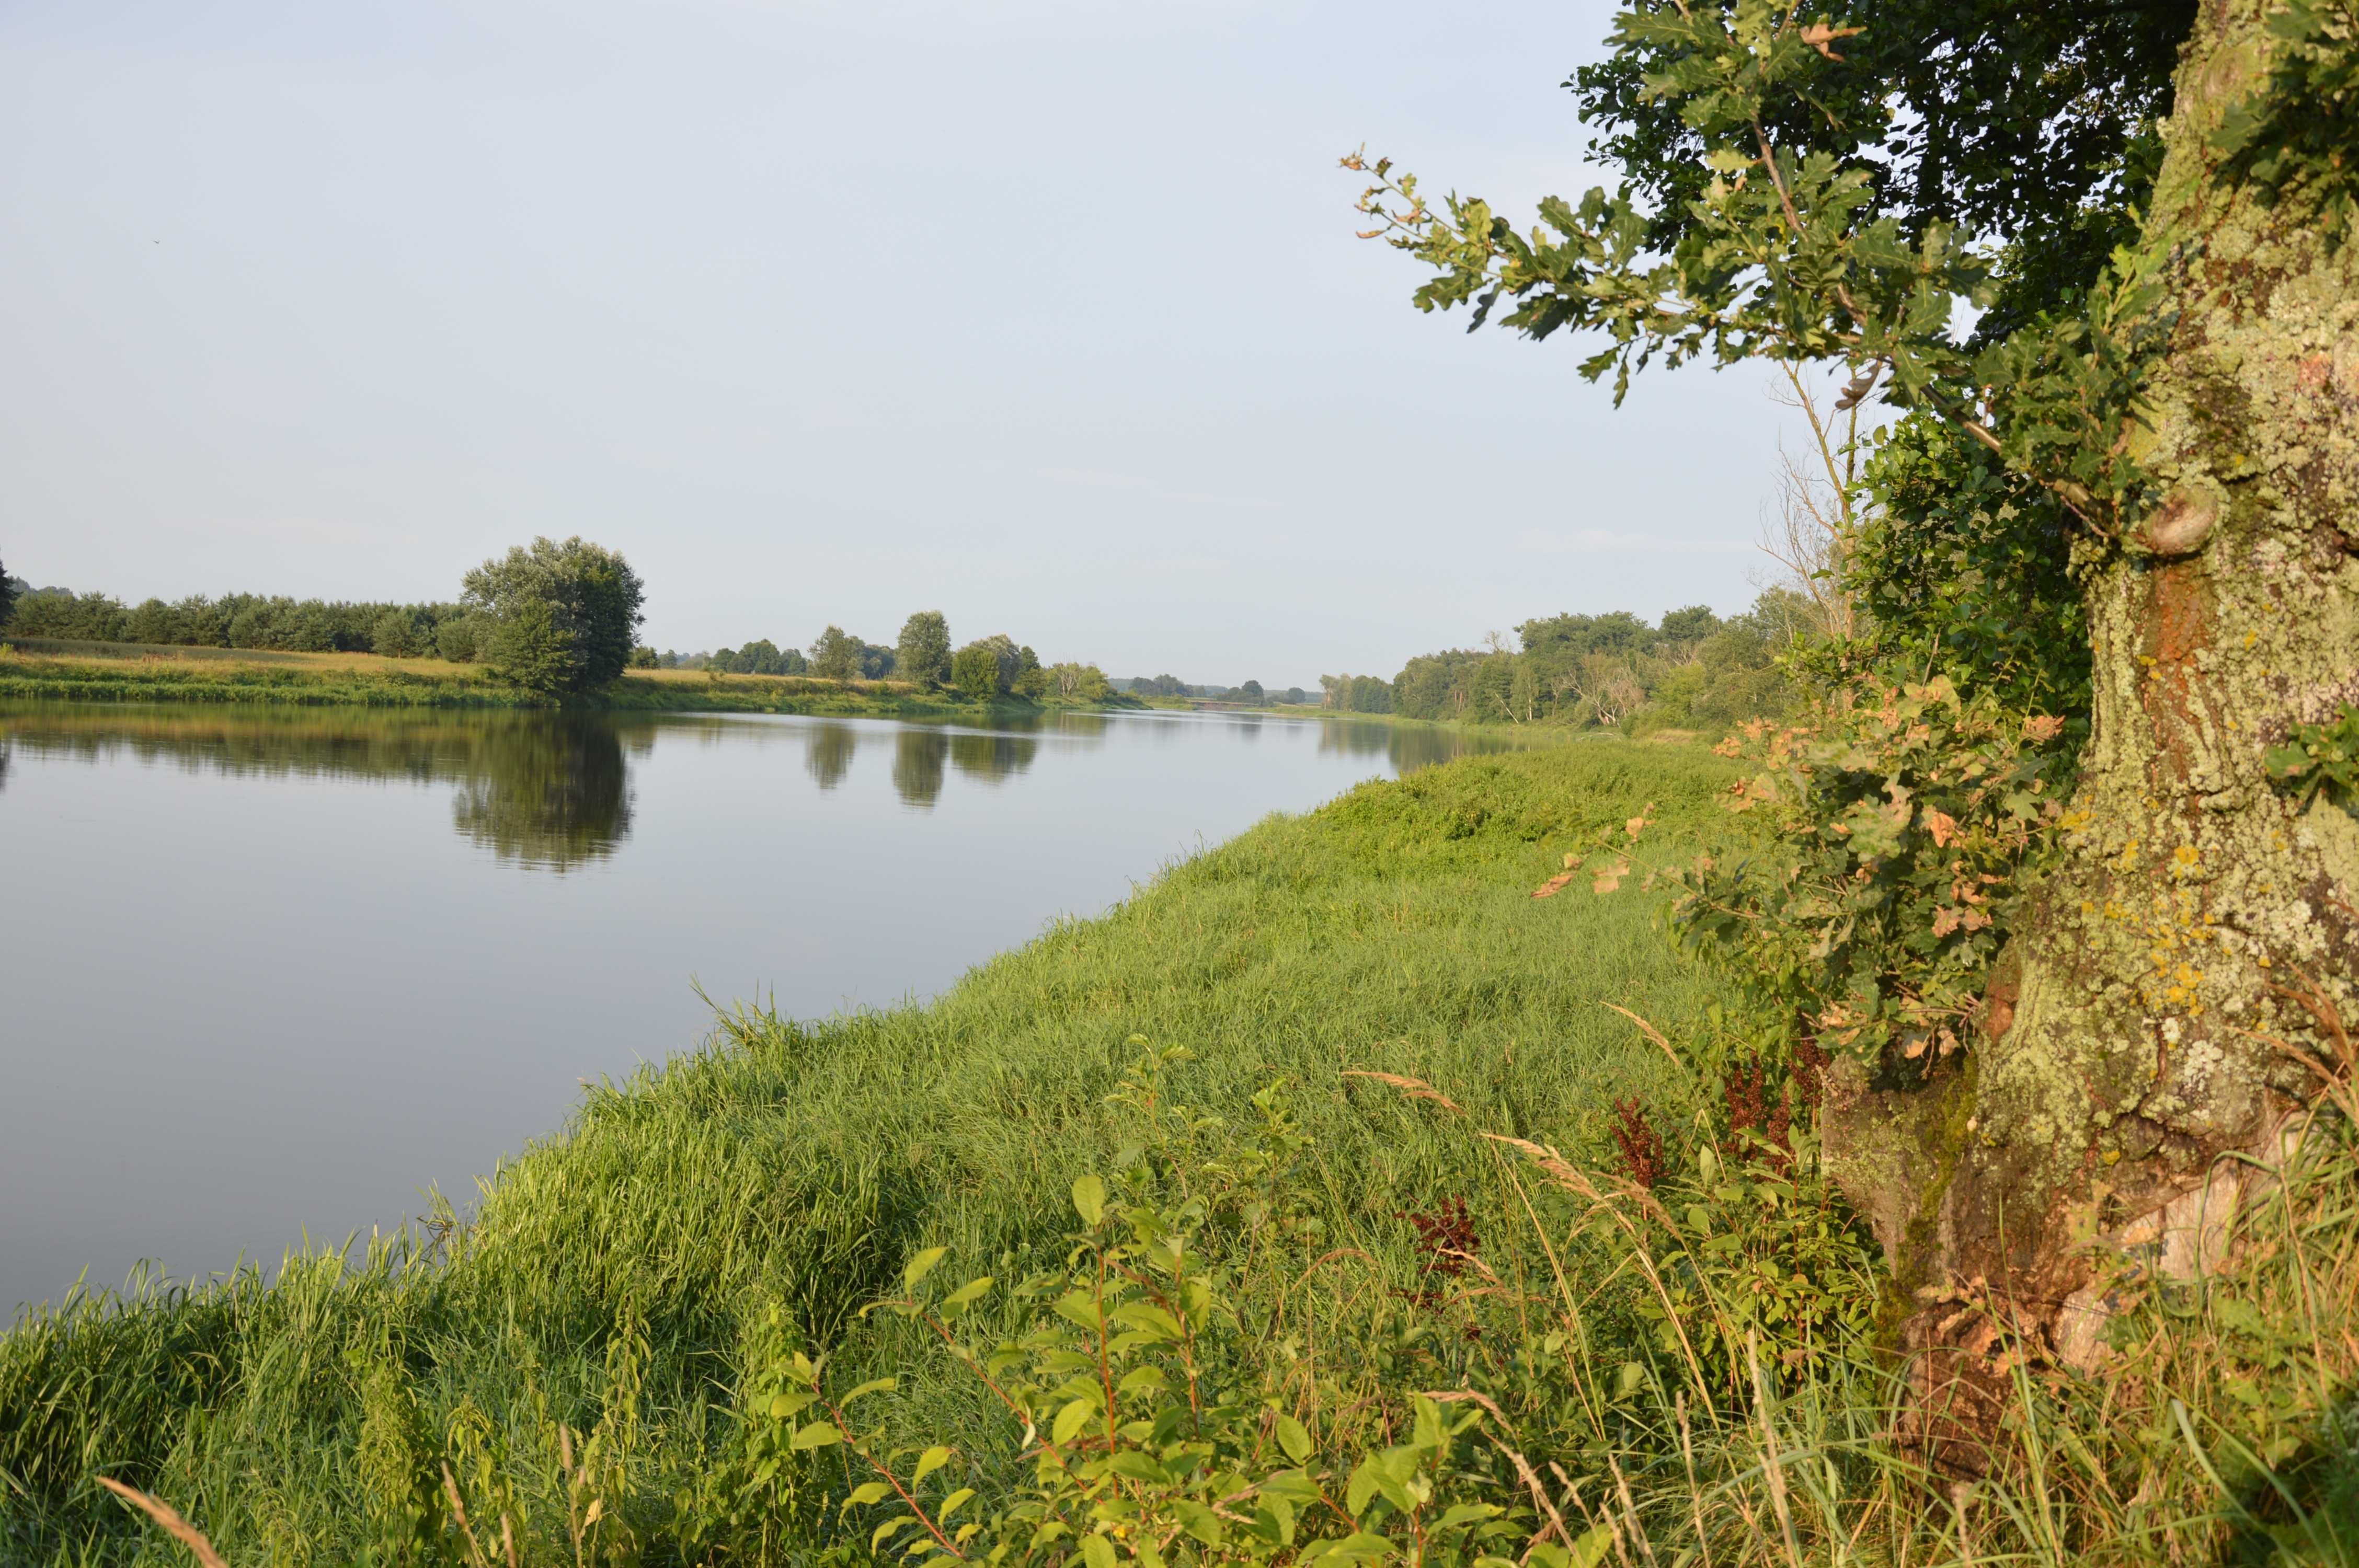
[953,640,1007,699]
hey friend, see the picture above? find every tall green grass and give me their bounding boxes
[0,742,1740,1564]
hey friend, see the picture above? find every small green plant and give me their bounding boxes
[826,1172,1536,1568]
[1668,677,2069,1072]
[2265,704,2359,809]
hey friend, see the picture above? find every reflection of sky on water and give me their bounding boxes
[0,703,1532,1317]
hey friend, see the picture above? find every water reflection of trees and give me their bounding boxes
[950,731,1039,786]
[0,703,1516,863]
[891,718,1086,806]
[449,720,634,872]
[1313,716,1518,775]
[804,723,857,791]
[0,707,639,873]
[893,729,949,809]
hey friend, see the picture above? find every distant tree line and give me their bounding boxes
[3,583,483,658]
[4,552,1131,708]
[1116,675,1311,704]
[1321,589,1816,733]
[649,610,1116,704]
[3,536,646,695]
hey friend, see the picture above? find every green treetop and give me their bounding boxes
[896,611,953,689]
[460,536,645,695]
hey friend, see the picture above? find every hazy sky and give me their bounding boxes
[2,0,1821,684]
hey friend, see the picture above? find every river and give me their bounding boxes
[0,703,1526,1319]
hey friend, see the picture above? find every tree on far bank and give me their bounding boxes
[952,640,1007,699]
[896,611,953,688]
[810,625,860,682]
[369,610,421,658]
[1050,661,1112,701]
[462,537,645,694]
[1657,604,1721,643]
[1240,679,1265,704]
[0,554,16,627]
[1012,644,1048,698]
[710,638,806,676]
[485,595,575,693]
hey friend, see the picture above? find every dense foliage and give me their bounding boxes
[951,636,1051,700]
[1339,0,2201,1099]
[1326,591,1812,734]
[3,585,479,658]
[706,639,810,676]
[462,537,647,695]
[1674,683,2071,1075]
[811,625,896,683]
[898,612,955,690]
[4,535,652,698]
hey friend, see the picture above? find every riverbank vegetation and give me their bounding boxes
[0,579,1131,716]
[0,642,1094,720]
[7,730,2350,1563]
[1324,0,2356,1549]
[0,535,643,697]
[0,567,1127,713]
[9,0,2358,1554]
[0,740,1746,1564]
[1312,590,1815,737]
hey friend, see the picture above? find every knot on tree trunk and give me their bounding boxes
[2140,485,2221,556]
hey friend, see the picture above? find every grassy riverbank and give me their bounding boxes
[0,640,1115,720]
[5,734,2351,1564]
[0,740,1744,1563]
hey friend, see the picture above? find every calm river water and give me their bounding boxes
[0,704,1522,1319]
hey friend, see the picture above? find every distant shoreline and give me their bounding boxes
[0,638,1136,719]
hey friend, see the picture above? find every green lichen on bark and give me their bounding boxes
[1943,0,2359,1321]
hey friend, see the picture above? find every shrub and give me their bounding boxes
[952,640,1007,699]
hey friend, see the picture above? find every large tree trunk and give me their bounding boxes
[1830,0,2359,1459]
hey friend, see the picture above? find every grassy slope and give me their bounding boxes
[0,641,1117,719]
[0,741,1740,1564]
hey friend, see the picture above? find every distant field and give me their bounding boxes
[0,636,484,674]
[0,639,1049,716]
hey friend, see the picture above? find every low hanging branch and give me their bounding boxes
[1342,0,2173,539]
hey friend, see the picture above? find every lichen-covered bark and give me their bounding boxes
[1853,0,2359,1439]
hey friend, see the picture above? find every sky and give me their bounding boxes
[0,0,1826,686]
